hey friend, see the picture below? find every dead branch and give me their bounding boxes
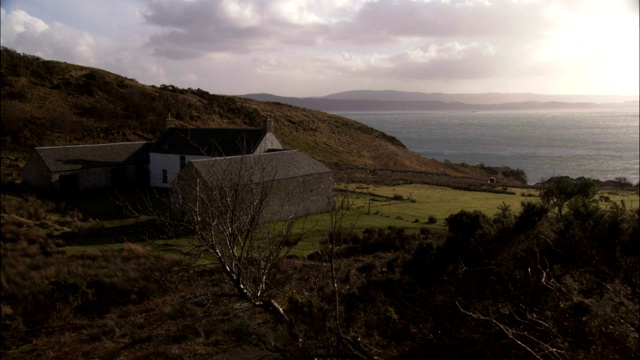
[456,300,568,360]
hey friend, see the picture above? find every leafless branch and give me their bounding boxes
[456,300,569,360]
[322,188,375,360]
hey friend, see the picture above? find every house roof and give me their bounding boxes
[183,150,332,185]
[149,128,267,156]
[34,142,151,173]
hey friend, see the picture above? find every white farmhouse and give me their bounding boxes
[148,123,282,188]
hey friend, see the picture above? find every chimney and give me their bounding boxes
[263,118,273,133]
[166,113,176,130]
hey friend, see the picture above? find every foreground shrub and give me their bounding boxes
[0,194,54,222]
[1,242,176,349]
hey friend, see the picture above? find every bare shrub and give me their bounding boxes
[168,155,313,345]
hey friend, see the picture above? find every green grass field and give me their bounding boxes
[284,184,534,255]
[334,183,531,228]
[57,184,639,257]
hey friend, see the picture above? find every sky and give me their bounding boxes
[1,0,638,97]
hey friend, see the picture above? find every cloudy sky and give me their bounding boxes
[1,0,638,97]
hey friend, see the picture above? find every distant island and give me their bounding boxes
[241,90,639,112]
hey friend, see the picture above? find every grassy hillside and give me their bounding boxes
[0,47,525,184]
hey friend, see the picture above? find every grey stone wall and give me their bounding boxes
[262,172,334,222]
[173,168,334,224]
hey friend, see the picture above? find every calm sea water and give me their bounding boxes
[336,109,640,185]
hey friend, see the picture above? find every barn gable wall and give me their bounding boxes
[255,133,283,154]
[23,152,52,190]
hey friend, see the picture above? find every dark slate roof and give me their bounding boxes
[185,150,331,184]
[34,142,151,173]
[149,128,267,156]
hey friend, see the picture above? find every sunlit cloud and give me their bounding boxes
[0,0,637,96]
[1,9,97,65]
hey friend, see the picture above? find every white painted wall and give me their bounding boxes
[149,152,210,188]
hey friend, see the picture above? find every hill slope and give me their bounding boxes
[0,48,522,183]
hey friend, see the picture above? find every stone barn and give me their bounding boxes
[172,150,333,222]
[23,142,150,192]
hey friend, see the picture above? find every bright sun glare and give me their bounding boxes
[538,3,639,95]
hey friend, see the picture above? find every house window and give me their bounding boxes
[162,169,168,184]
[180,155,186,169]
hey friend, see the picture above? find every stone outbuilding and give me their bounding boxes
[23,142,150,192]
[172,150,333,222]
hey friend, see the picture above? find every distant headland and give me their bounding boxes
[241,90,639,112]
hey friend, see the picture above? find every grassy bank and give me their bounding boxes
[28,183,638,257]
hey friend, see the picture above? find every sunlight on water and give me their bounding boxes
[337,109,640,185]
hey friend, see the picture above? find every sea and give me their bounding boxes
[335,109,640,185]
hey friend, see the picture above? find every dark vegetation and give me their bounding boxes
[1,48,638,358]
[2,175,638,359]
